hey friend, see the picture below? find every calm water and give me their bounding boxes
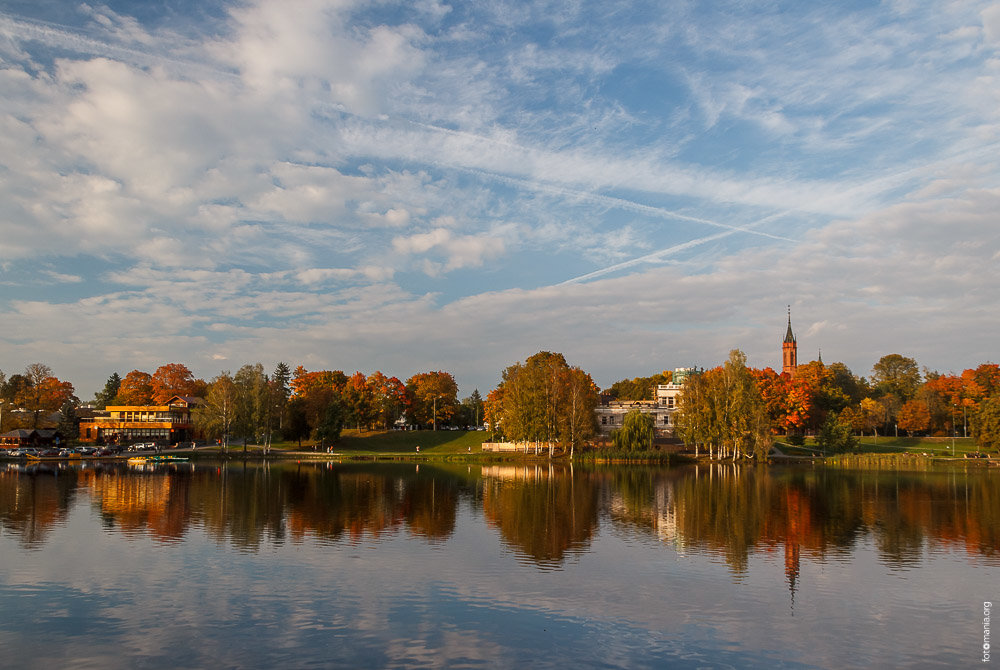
[0,459,996,669]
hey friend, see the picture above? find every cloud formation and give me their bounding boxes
[0,1,998,396]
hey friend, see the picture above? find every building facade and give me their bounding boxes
[596,367,700,437]
[78,395,200,445]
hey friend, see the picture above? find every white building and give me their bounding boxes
[596,367,700,437]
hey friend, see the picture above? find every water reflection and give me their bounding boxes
[1,461,998,572]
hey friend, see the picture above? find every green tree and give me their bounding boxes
[94,372,122,409]
[612,410,655,451]
[272,361,292,429]
[605,372,671,401]
[283,397,311,447]
[494,352,598,453]
[871,354,921,401]
[57,401,80,441]
[674,350,770,460]
[195,373,238,452]
[315,399,345,448]
[816,412,859,453]
[973,397,1000,454]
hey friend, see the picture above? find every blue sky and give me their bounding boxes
[1,0,999,398]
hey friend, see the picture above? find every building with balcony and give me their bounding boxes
[78,395,200,446]
[595,367,701,437]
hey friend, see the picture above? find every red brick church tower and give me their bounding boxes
[782,307,798,376]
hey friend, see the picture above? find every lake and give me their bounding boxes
[0,459,996,668]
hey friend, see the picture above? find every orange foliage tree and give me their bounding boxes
[16,363,76,428]
[117,370,153,405]
[897,399,931,435]
[406,371,459,428]
[151,363,197,403]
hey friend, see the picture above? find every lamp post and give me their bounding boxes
[952,404,956,457]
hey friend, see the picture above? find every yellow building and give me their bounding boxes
[79,395,200,446]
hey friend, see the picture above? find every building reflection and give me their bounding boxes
[1,461,997,582]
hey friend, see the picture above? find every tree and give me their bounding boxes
[17,364,75,428]
[283,397,311,447]
[272,361,292,429]
[151,363,197,403]
[816,412,859,454]
[118,370,153,405]
[57,401,80,441]
[343,371,375,431]
[406,371,459,429]
[459,389,485,428]
[315,399,345,447]
[605,372,671,401]
[612,410,654,451]
[195,373,238,452]
[494,352,598,453]
[871,354,921,401]
[674,350,771,460]
[94,373,122,409]
[233,363,271,449]
[897,399,931,435]
[972,397,1000,454]
[368,371,408,430]
[290,367,348,429]
[1,373,28,404]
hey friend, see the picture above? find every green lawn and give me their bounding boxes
[774,435,983,457]
[261,429,494,456]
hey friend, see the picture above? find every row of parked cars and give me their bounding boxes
[5,445,122,458]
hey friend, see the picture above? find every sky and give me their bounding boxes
[1,0,999,399]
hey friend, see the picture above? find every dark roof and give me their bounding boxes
[783,311,796,344]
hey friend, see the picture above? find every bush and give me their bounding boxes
[786,433,805,446]
[816,413,859,454]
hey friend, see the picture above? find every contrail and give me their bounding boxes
[559,210,791,284]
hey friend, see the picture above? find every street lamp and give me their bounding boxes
[952,404,956,457]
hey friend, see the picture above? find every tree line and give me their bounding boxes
[669,350,1000,458]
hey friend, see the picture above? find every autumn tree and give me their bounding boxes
[151,363,197,403]
[290,367,348,431]
[118,370,154,405]
[406,371,459,429]
[341,371,376,431]
[674,350,770,460]
[367,371,408,430]
[897,399,931,435]
[17,363,76,428]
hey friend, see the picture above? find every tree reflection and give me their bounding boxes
[480,464,600,567]
[1,461,997,579]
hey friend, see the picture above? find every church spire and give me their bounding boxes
[782,307,798,375]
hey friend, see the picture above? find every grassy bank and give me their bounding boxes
[210,429,495,459]
[773,436,982,457]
